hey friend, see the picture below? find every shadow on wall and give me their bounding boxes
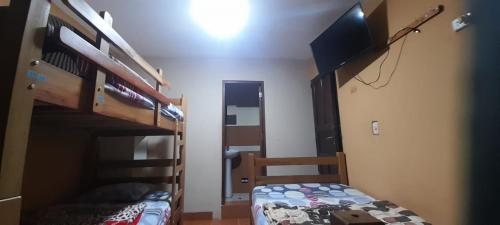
[337,0,389,87]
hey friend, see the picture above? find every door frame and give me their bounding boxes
[221,80,266,205]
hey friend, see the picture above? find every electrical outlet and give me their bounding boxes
[372,121,380,135]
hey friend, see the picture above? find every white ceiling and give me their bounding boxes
[87,0,356,60]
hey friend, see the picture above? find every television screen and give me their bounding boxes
[311,3,373,75]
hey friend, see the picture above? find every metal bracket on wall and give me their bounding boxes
[452,12,472,32]
[387,5,445,46]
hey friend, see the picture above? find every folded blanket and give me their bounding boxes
[263,201,431,225]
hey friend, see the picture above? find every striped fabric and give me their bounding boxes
[42,16,183,121]
[42,15,91,77]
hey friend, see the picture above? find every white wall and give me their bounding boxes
[148,58,317,218]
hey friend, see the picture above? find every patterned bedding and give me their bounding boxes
[252,183,430,225]
[25,191,171,225]
[104,82,184,121]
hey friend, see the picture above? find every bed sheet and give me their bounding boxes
[252,183,430,225]
[26,192,171,225]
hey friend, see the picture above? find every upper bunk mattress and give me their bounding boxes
[252,183,431,225]
[42,15,183,121]
[43,15,92,77]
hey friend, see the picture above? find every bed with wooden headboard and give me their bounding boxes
[0,0,186,225]
[247,153,431,225]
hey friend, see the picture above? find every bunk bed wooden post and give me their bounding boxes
[177,96,187,225]
[154,69,163,127]
[248,153,256,225]
[170,122,179,224]
[92,11,112,113]
[0,1,50,224]
[337,152,348,185]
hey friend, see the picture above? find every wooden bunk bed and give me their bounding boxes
[0,0,186,225]
[247,153,431,225]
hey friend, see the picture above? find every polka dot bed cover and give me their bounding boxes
[252,183,431,225]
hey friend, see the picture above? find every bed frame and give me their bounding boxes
[247,152,348,225]
[92,126,187,225]
[0,0,186,224]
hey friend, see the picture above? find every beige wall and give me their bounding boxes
[148,58,318,218]
[323,1,470,225]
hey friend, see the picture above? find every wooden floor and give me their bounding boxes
[185,218,250,225]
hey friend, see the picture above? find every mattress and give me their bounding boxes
[43,15,92,77]
[105,81,184,121]
[24,191,171,225]
[252,183,431,225]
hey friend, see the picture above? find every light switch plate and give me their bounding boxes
[372,121,380,135]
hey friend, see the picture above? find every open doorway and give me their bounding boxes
[221,81,266,206]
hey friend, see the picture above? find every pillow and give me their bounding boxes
[77,183,155,203]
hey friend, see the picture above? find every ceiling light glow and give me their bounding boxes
[190,0,250,39]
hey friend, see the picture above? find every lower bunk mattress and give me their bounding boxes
[252,183,431,225]
[24,184,171,225]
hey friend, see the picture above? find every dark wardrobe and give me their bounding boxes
[311,72,343,174]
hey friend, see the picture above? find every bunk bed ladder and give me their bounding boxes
[171,105,186,225]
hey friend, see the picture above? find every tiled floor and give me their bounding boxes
[185,218,251,225]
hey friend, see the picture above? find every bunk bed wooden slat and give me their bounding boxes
[248,152,349,203]
[98,91,155,126]
[58,26,174,106]
[175,164,184,173]
[33,61,89,110]
[98,159,177,169]
[172,209,183,225]
[173,189,184,205]
[159,115,179,131]
[97,176,179,185]
[62,0,168,87]
[93,129,177,137]
[255,156,338,167]
[255,175,341,186]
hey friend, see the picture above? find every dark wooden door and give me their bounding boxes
[311,73,343,174]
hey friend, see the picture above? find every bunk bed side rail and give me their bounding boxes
[58,26,174,106]
[62,0,169,87]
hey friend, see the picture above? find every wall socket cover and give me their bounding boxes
[372,121,380,135]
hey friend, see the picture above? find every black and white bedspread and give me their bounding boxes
[252,183,430,225]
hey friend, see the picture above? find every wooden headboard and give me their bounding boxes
[247,152,348,202]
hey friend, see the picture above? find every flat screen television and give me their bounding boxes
[311,3,373,75]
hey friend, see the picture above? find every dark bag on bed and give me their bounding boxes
[331,210,384,225]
